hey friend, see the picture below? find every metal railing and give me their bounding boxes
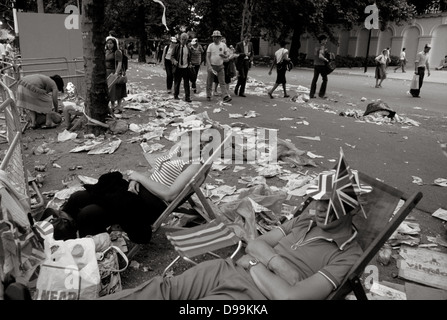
[0,65,46,213]
[15,56,86,100]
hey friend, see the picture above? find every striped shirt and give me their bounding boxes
[149,146,202,187]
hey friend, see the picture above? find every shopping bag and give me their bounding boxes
[92,233,128,297]
[410,74,419,90]
[34,237,100,300]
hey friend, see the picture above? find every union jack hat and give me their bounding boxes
[306,171,335,200]
[306,169,372,200]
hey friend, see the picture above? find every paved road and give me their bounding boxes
[201,66,447,214]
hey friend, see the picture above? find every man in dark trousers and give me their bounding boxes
[171,33,192,103]
[234,33,254,97]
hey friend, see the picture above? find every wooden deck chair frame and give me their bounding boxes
[151,133,233,233]
[162,218,243,277]
[294,171,423,300]
[126,133,233,260]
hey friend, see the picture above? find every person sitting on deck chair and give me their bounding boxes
[52,119,227,244]
[101,152,371,300]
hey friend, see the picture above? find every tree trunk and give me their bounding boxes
[137,4,147,63]
[81,0,109,136]
[241,0,255,40]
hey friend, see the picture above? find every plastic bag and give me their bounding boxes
[410,74,419,90]
[35,237,100,300]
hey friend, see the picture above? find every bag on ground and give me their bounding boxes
[35,237,100,300]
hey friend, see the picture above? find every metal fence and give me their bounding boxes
[0,76,30,202]
[0,59,61,213]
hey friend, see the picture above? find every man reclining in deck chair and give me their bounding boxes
[54,119,227,244]
[101,151,372,300]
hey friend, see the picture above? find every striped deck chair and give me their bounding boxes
[126,133,233,260]
[151,133,233,233]
[162,218,243,277]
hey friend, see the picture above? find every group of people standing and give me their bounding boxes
[161,30,255,104]
[159,31,336,103]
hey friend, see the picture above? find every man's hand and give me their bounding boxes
[128,180,140,195]
[236,254,254,269]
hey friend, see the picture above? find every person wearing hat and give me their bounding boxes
[206,30,232,103]
[412,44,431,98]
[162,36,178,94]
[234,33,254,97]
[188,38,204,94]
[101,154,368,300]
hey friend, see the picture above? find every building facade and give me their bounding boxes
[259,12,447,68]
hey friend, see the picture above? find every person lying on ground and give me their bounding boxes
[52,120,227,244]
[101,168,369,300]
[16,74,64,129]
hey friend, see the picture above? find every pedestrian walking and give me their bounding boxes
[309,34,330,99]
[171,33,192,103]
[394,48,406,73]
[189,38,204,94]
[384,47,391,68]
[234,33,254,97]
[374,49,388,88]
[157,41,164,64]
[127,42,135,59]
[267,40,290,99]
[162,37,177,94]
[206,30,232,103]
[411,44,431,98]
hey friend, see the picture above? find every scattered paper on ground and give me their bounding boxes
[432,208,447,221]
[297,136,321,141]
